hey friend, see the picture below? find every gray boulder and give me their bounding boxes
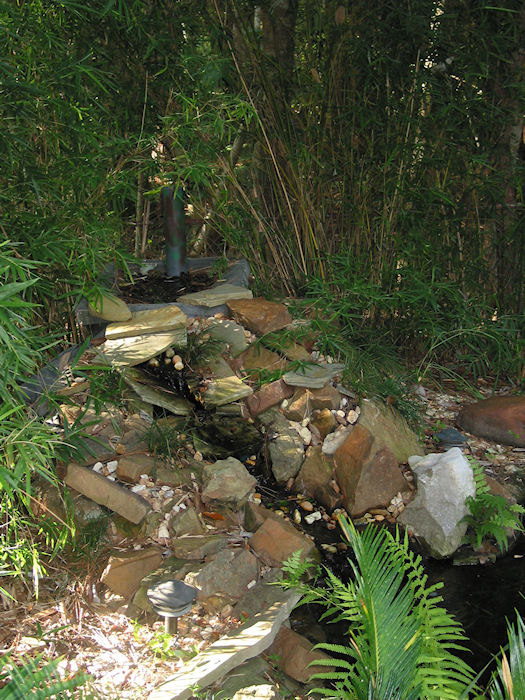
[398,448,475,558]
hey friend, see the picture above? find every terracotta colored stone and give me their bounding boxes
[310,384,341,410]
[116,453,156,483]
[227,298,292,335]
[246,379,294,418]
[243,502,285,532]
[250,516,318,567]
[64,462,151,523]
[351,446,409,517]
[268,626,334,684]
[485,475,516,504]
[101,546,163,598]
[293,446,342,511]
[457,395,525,447]
[283,388,313,421]
[333,424,374,513]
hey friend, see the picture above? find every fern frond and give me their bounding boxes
[0,653,91,698]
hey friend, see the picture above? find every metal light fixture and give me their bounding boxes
[146,579,198,634]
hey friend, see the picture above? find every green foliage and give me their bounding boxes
[461,460,525,553]
[183,329,224,368]
[280,517,475,699]
[0,653,92,699]
[488,612,525,700]
[146,416,189,461]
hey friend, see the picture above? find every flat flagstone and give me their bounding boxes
[88,292,132,322]
[105,306,187,340]
[177,283,252,308]
[121,369,192,415]
[193,358,253,406]
[101,547,163,598]
[206,319,249,355]
[200,375,253,407]
[148,588,301,700]
[282,363,345,389]
[97,330,186,367]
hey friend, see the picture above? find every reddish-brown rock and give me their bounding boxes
[333,424,374,513]
[351,446,409,516]
[293,446,342,511]
[227,298,292,335]
[268,626,334,684]
[116,454,156,483]
[246,379,294,417]
[310,384,342,411]
[250,516,318,567]
[283,388,313,421]
[457,395,525,447]
[64,462,151,523]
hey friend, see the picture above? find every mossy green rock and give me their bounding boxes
[88,291,132,322]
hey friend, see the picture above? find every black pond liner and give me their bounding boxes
[75,257,251,331]
[21,257,251,415]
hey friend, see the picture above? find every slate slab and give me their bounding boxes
[177,283,253,307]
[97,330,185,367]
[105,306,187,340]
[148,588,301,700]
[283,363,345,389]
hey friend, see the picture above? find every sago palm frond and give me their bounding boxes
[280,517,477,700]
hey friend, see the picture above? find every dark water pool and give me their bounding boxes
[427,536,525,681]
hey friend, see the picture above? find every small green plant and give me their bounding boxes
[183,329,223,368]
[0,653,92,699]
[146,416,189,460]
[209,256,229,279]
[487,612,525,700]
[462,460,525,553]
[132,621,196,662]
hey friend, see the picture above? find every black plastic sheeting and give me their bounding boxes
[21,258,251,417]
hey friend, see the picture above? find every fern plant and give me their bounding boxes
[461,460,525,553]
[0,653,93,699]
[280,517,476,699]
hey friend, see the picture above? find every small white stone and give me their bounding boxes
[247,580,256,589]
[299,427,312,445]
[107,475,116,481]
[304,511,322,525]
[92,462,104,473]
[106,460,118,473]
[131,484,147,493]
[347,410,359,424]
[157,524,170,539]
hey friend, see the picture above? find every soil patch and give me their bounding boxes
[118,268,217,305]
